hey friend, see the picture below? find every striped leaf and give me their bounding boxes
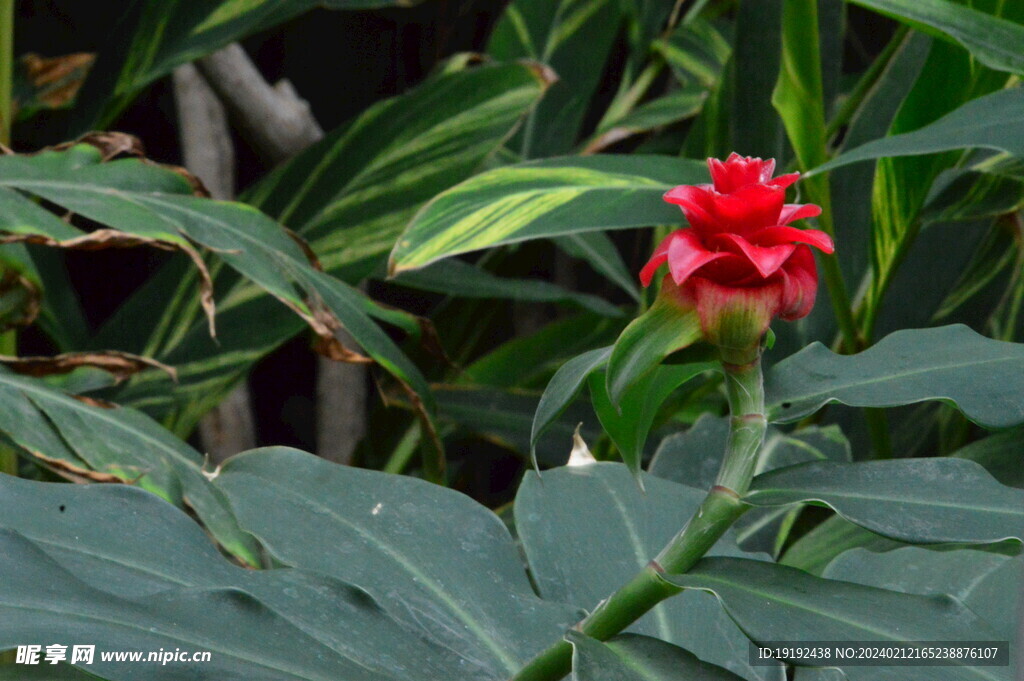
[848,0,1024,76]
[0,367,258,566]
[488,0,624,157]
[77,0,424,129]
[105,62,549,432]
[812,87,1024,176]
[389,155,707,273]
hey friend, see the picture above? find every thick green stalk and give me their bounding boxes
[0,0,12,147]
[509,356,766,681]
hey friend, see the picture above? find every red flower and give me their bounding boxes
[641,153,834,354]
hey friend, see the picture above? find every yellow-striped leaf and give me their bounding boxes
[389,155,707,273]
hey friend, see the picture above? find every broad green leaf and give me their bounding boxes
[515,463,784,681]
[825,547,1021,635]
[651,416,850,554]
[392,258,622,318]
[553,232,641,302]
[0,367,257,566]
[0,664,100,680]
[531,346,612,465]
[589,363,713,476]
[780,515,901,575]
[667,557,1008,681]
[567,632,745,681]
[605,285,704,406]
[488,0,623,157]
[389,155,707,273]
[0,473,479,681]
[813,87,1024,176]
[953,426,1024,488]
[214,447,581,676]
[747,458,1024,545]
[766,325,1024,428]
[846,0,1024,76]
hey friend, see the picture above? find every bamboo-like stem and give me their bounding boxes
[509,356,766,681]
[0,0,12,147]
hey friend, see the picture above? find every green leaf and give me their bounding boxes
[553,232,641,302]
[0,367,257,566]
[666,557,1008,681]
[582,86,708,155]
[214,447,581,676]
[0,472,482,681]
[589,362,713,476]
[953,426,1024,488]
[392,258,622,317]
[846,0,1024,76]
[531,346,612,465]
[653,16,731,90]
[461,313,620,389]
[78,0,424,129]
[114,61,550,431]
[780,515,901,575]
[440,384,599,467]
[515,463,784,681]
[488,0,623,157]
[766,325,1024,428]
[746,458,1024,545]
[605,285,704,406]
[567,632,746,681]
[389,155,707,273]
[824,547,1022,635]
[812,87,1024,176]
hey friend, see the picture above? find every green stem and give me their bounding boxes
[0,0,13,147]
[509,356,766,681]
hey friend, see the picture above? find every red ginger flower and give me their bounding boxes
[641,153,834,354]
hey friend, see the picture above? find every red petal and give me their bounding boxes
[769,172,800,189]
[639,232,675,287]
[777,246,819,320]
[778,203,822,224]
[708,155,778,193]
[666,230,730,286]
[663,185,716,231]
[751,226,834,254]
[712,234,796,278]
[709,183,785,233]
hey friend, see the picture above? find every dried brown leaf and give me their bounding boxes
[16,52,95,114]
[0,350,176,383]
[30,450,125,484]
